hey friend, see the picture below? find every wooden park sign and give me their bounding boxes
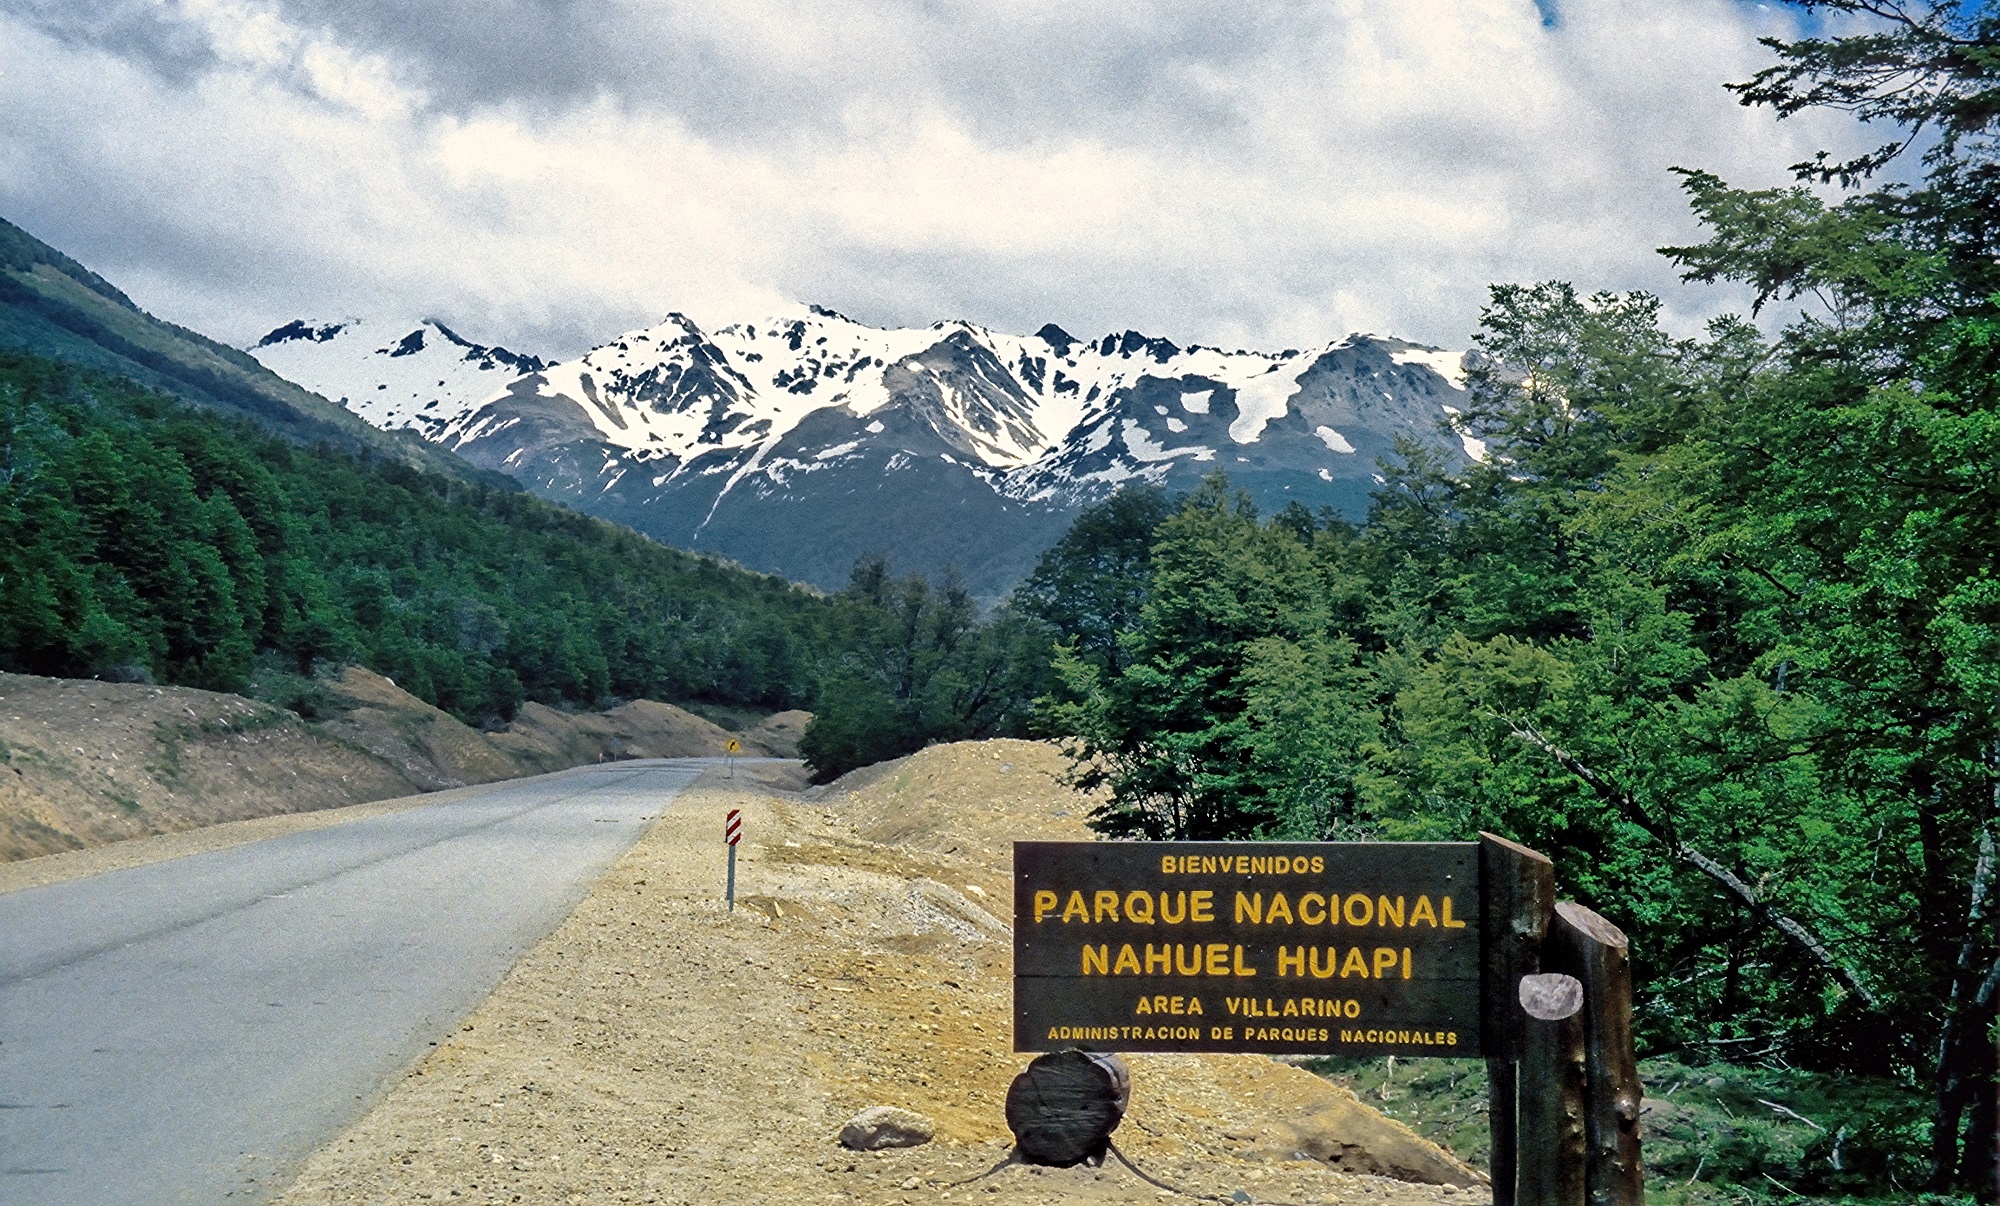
[1013,840,1480,1055]
[1009,834,1642,1206]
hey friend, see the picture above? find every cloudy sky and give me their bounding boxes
[0,0,1871,359]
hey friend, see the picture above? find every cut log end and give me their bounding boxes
[1519,973,1584,1021]
[1004,1050,1130,1168]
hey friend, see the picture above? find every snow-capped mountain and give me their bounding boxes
[252,306,1472,596]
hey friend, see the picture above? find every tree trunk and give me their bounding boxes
[1005,1050,1130,1168]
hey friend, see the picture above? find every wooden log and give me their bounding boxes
[1004,1050,1131,1167]
[1546,902,1644,1206]
[1517,973,1586,1206]
[1481,833,1556,1206]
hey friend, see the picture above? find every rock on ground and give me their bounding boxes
[840,1106,936,1150]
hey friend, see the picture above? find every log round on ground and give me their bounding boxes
[1004,1050,1130,1167]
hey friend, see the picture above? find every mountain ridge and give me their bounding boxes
[253,305,1476,595]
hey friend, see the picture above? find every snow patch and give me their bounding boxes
[1390,346,1469,390]
[1227,364,1307,443]
[1314,425,1356,454]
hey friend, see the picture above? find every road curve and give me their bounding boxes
[0,758,712,1204]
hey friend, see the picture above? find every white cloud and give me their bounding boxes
[0,0,1872,359]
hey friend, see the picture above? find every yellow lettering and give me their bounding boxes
[1189,997,1203,1015]
[1235,856,1249,874]
[1094,891,1121,923]
[1205,943,1230,975]
[1062,891,1089,923]
[1175,944,1201,976]
[1233,945,1257,977]
[1136,996,1153,1015]
[1033,890,1058,923]
[1113,944,1142,975]
[1403,947,1412,979]
[1373,947,1399,978]
[1442,895,1467,928]
[1161,855,1176,874]
[1410,896,1438,927]
[1266,893,1294,925]
[1377,895,1406,927]
[1251,857,1270,874]
[1311,856,1325,874]
[1341,947,1370,978]
[1160,891,1187,924]
[1146,943,1171,975]
[1299,893,1327,925]
[1283,999,1298,1017]
[1277,946,1305,978]
[1083,944,1109,975]
[1310,946,1337,979]
[1343,894,1374,926]
[1190,891,1215,923]
[1125,891,1156,924]
[1235,892,1263,924]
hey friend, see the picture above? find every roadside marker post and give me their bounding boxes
[724,809,742,911]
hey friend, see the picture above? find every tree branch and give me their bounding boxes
[1500,715,1884,1010]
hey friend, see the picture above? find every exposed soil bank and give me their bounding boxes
[0,667,803,863]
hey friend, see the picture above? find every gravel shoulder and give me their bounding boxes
[274,742,1488,1206]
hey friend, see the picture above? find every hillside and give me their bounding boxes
[273,740,1486,1204]
[0,667,798,865]
[0,347,836,727]
[0,217,498,485]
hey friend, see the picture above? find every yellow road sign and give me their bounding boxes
[725,738,740,755]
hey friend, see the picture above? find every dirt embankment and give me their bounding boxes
[0,668,804,863]
[275,740,1486,1206]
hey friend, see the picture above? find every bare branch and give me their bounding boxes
[1500,715,1884,1010]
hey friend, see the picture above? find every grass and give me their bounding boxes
[1300,1055,1964,1204]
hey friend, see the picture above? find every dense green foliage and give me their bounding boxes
[797,557,1046,779]
[0,351,832,719]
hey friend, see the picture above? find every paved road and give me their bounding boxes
[0,759,714,1204]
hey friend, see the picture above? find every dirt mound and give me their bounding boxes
[275,739,1483,1204]
[0,673,411,863]
[315,667,525,790]
[742,708,811,757]
[489,698,747,771]
[0,667,798,865]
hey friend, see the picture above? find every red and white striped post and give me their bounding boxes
[724,809,742,911]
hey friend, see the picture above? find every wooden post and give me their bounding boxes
[1004,1050,1130,1167]
[1517,973,1587,1206]
[1481,833,1556,1205]
[1546,902,1644,1206]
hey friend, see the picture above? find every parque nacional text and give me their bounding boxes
[1013,841,1481,1056]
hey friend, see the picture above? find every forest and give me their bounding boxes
[0,349,839,721]
[799,1,2000,1197]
